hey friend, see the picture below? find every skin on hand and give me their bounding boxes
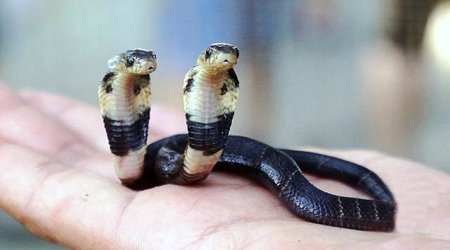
[0,83,449,249]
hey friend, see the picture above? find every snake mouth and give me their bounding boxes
[222,60,231,67]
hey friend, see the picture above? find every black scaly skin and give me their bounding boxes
[102,109,150,157]
[281,149,395,204]
[185,113,234,156]
[142,134,396,231]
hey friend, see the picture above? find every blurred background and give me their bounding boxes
[0,0,449,248]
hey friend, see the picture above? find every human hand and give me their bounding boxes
[0,83,449,249]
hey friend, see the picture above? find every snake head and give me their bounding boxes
[107,49,157,75]
[197,43,239,70]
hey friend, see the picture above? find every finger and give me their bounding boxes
[0,84,94,164]
[19,90,187,144]
[0,140,134,249]
[19,90,110,152]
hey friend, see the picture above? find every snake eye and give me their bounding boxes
[125,57,135,67]
[205,48,213,60]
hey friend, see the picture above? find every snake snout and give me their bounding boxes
[145,61,157,73]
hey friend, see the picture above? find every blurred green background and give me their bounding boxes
[1,0,449,248]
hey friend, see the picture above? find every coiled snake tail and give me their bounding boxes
[146,134,397,231]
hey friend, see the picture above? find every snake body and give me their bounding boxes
[98,49,156,185]
[156,43,239,184]
[145,134,396,231]
[99,45,397,231]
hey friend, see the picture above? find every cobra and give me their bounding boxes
[98,49,156,185]
[99,44,397,231]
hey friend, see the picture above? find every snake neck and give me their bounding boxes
[99,72,151,119]
[99,71,151,185]
[184,68,231,122]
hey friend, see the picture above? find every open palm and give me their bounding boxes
[0,84,449,249]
